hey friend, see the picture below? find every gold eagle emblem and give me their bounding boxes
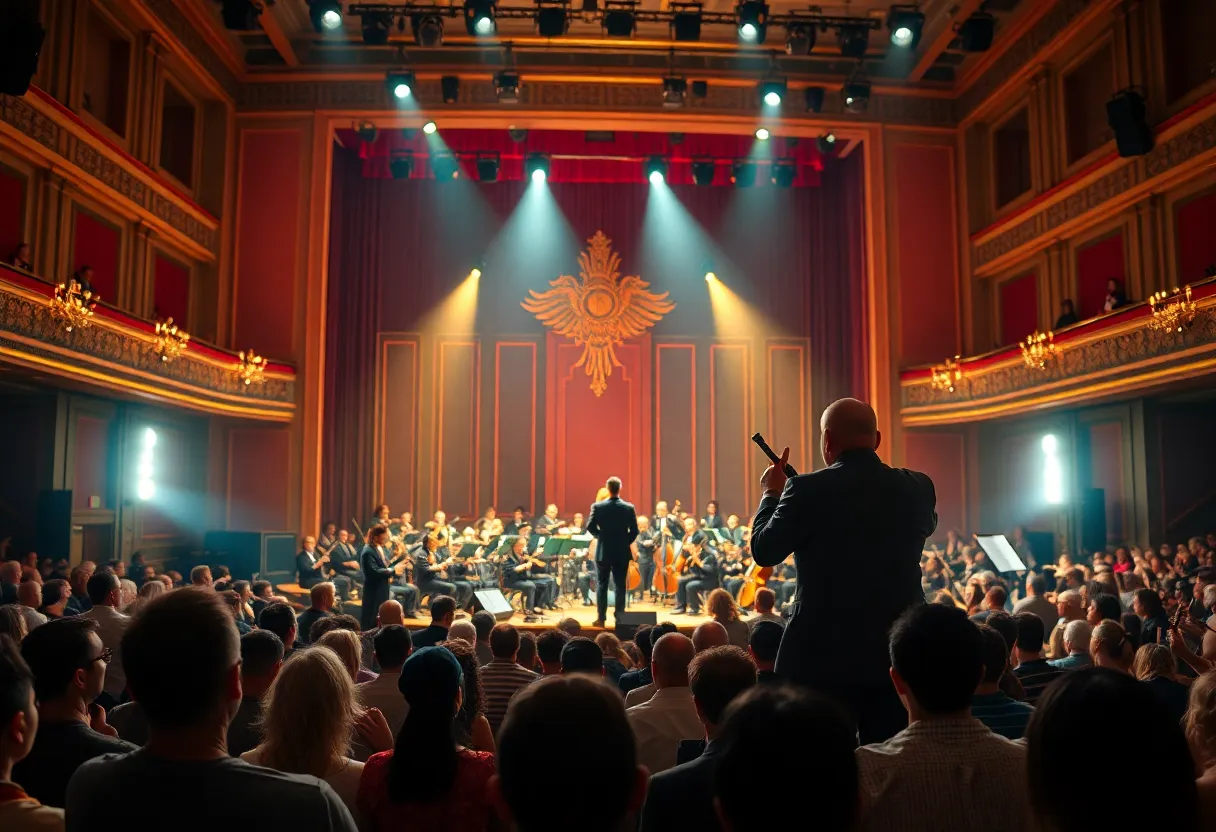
[523,231,675,397]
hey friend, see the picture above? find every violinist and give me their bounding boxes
[504,536,555,615]
[633,515,657,602]
[503,506,529,536]
[701,500,725,531]
[370,503,392,532]
[672,530,718,615]
[719,543,746,600]
[317,522,338,557]
[534,504,563,535]
[415,511,459,609]
[473,506,498,538]
[296,535,330,590]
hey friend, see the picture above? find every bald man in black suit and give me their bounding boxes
[586,476,639,628]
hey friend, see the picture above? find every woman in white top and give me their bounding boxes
[241,645,379,818]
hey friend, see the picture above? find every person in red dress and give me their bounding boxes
[357,646,495,831]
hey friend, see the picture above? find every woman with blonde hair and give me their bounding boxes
[595,632,632,682]
[118,578,138,610]
[1090,620,1133,673]
[315,628,363,681]
[123,579,166,618]
[1185,670,1216,826]
[1134,642,1190,722]
[707,587,749,647]
[241,645,384,816]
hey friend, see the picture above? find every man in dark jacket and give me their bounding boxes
[586,477,639,628]
[750,398,937,744]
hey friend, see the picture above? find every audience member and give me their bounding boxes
[65,588,356,830]
[517,632,539,673]
[1133,588,1169,645]
[64,565,93,615]
[1027,668,1197,830]
[493,676,645,832]
[315,629,366,683]
[39,580,70,620]
[747,586,783,629]
[250,581,274,619]
[358,647,495,831]
[412,595,456,649]
[556,617,581,637]
[471,610,495,666]
[189,565,212,588]
[0,634,65,828]
[439,639,495,752]
[1010,612,1064,704]
[625,632,699,775]
[640,645,756,831]
[1012,573,1057,631]
[618,625,654,692]
[78,571,130,709]
[15,581,46,632]
[257,602,298,659]
[1090,619,1133,673]
[595,632,629,680]
[480,624,539,734]
[226,630,283,757]
[970,586,1007,623]
[1048,619,1092,669]
[242,646,368,816]
[748,621,783,684]
[970,624,1034,740]
[691,620,730,654]
[13,618,135,807]
[1185,669,1216,826]
[0,605,26,643]
[1087,592,1122,626]
[713,684,858,832]
[1048,590,1084,659]
[297,582,336,646]
[359,625,412,736]
[535,629,569,676]
[706,588,749,648]
[1133,642,1189,722]
[0,560,21,605]
[856,604,1029,832]
[447,619,477,646]
[560,637,604,676]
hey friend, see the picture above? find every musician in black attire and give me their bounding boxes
[534,504,562,535]
[296,535,330,590]
[769,556,798,608]
[724,514,745,547]
[444,543,478,610]
[414,538,460,610]
[503,507,529,536]
[360,525,401,630]
[750,397,936,745]
[672,531,718,615]
[702,500,725,531]
[328,529,363,600]
[587,477,640,627]
[653,501,683,541]
[720,544,746,599]
[633,516,657,602]
[504,536,550,614]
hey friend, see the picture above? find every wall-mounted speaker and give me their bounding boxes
[1107,90,1153,157]
[1080,488,1107,556]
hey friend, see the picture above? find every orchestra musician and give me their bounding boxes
[768,554,797,609]
[503,506,529,536]
[672,529,718,616]
[719,543,746,599]
[296,535,330,590]
[389,545,421,618]
[360,525,408,630]
[317,522,338,557]
[653,501,683,541]
[329,529,364,600]
[534,504,563,535]
[632,515,657,603]
[370,504,392,531]
[724,514,745,547]
[416,511,461,608]
[701,500,725,531]
[503,536,555,615]
[569,512,585,533]
[395,512,416,539]
[473,507,498,538]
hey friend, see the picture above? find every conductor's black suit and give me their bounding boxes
[750,447,937,744]
[586,494,639,623]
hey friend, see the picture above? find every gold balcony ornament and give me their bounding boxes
[1148,285,1198,334]
[51,282,97,332]
[930,356,963,393]
[1020,330,1057,371]
[153,317,190,362]
[236,350,268,386]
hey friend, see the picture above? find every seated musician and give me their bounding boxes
[534,504,562,535]
[503,536,555,615]
[329,529,364,600]
[474,506,498,538]
[415,515,461,610]
[296,535,331,590]
[395,512,416,540]
[569,512,585,533]
[317,522,338,556]
[370,503,392,532]
[768,554,797,609]
[448,532,486,609]
[389,542,421,616]
[633,515,657,603]
[503,506,529,536]
[724,514,745,547]
[719,543,746,600]
[702,499,725,531]
[672,530,718,615]
[653,501,683,541]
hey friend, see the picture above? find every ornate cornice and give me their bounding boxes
[142,0,241,100]
[0,267,294,421]
[900,285,1216,425]
[0,92,219,260]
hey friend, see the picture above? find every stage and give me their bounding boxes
[410,598,714,635]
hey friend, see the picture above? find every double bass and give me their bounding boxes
[735,549,773,609]
[652,500,680,596]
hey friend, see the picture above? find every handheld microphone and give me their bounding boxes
[751,433,797,477]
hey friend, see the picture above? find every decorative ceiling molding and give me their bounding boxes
[142,0,242,100]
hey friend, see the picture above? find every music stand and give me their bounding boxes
[974,534,1027,574]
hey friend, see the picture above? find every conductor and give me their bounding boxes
[586,476,639,628]
[750,398,937,744]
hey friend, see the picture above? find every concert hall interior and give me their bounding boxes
[1,0,1215,637]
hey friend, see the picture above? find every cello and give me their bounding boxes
[735,552,772,609]
[652,500,680,596]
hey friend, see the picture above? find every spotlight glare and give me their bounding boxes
[755,127,770,140]
[422,120,438,134]
[740,22,757,40]
[321,9,341,29]
[394,83,410,99]
[886,7,924,49]
[470,267,483,280]
[532,169,546,183]
[705,271,716,282]
[309,1,344,32]
[475,16,494,33]
[464,0,497,35]
[644,155,668,185]
[1041,434,1058,454]
[649,171,663,185]
[735,0,767,44]
[387,71,415,100]
[137,480,156,501]
[526,153,550,183]
[143,427,158,448]
[764,91,780,106]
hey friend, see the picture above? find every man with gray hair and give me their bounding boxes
[1013,572,1057,632]
[1048,619,1093,670]
[448,619,477,646]
[1048,589,1085,659]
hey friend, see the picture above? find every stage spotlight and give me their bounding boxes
[671,5,702,41]
[603,2,636,37]
[389,152,414,180]
[771,158,796,187]
[360,12,391,44]
[1041,434,1064,504]
[221,0,260,30]
[785,22,815,55]
[886,6,924,49]
[508,127,529,142]
[464,0,496,35]
[526,153,550,182]
[804,86,825,113]
[412,13,444,46]
[536,4,570,37]
[386,70,415,100]
[731,160,756,187]
[705,271,716,282]
[431,153,460,180]
[662,76,687,108]
[759,79,786,107]
[735,1,768,44]
[442,76,460,103]
[645,156,668,185]
[842,75,870,113]
[494,71,522,103]
[836,23,869,59]
[816,132,837,154]
[692,159,716,185]
[957,11,995,52]
[309,0,343,33]
[469,267,483,280]
[476,154,500,183]
[354,121,378,142]
[422,120,438,134]
[754,127,770,140]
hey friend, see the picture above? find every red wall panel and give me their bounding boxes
[893,143,960,367]
[1075,232,1126,319]
[710,344,751,517]
[235,129,301,362]
[72,415,111,509]
[153,255,190,328]
[435,341,480,519]
[72,209,120,301]
[1176,188,1216,284]
[903,431,965,539]
[494,343,537,512]
[655,344,696,510]
[379,339,419,516]
[999,272,1039,346]
[0,167,25,260]
[1087,421,1125,544]
[227,427,291,530]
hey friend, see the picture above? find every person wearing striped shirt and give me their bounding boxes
[479,623,539,735]
[970,624,1034,740]
[1011,612,1067,704]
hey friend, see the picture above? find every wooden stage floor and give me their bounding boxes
[402,599,713,634]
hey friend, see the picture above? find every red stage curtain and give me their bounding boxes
[1176,188,1216,284]
[322,145,866,524]
[0,167,25,261]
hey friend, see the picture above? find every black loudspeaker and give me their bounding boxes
[472,589,515,621]
[36,490,72,561]
[1024,530,1057,568]
[615,610,657,640]
[1080,488,1107,556]
[0,17,45,96]
[1106,90,1153,157]
[202,531,299,581]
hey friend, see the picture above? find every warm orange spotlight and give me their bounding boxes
[469,267,482,280]
[705,271,716,282]
[420,267,481,335]
[706,271,778,339]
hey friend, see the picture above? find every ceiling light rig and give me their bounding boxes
[886,5,924,49]
[842,67,871,114]
[309,0,345,33]
[535,0,570,36]
[465,0,497,34]
[385,70,415,100]
[494,70,522,102]
[759,78,786,107]
[735,0,767,44]
[603,1,637,37]
[412,12,444,46]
